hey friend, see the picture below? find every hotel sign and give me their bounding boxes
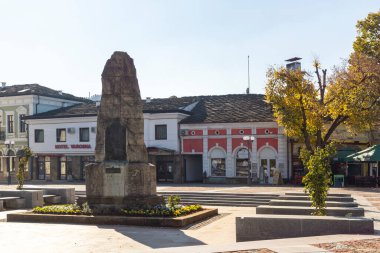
[55,144,91,149]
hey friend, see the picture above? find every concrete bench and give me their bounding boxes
[23,188,75,204]
[236,215,374,242]
[256,205,364,216]
[269,199,358,207]
[0,197,26,209]
[278,195,354,202]
[0,190,43,208]
[43,195,62,205]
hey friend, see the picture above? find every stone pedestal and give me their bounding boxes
[86,161,164,212]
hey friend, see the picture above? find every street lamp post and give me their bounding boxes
[4,140,14,185]
[243,135,255,185]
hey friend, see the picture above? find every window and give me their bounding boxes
[56,128,66,142]
[7,115,14,133]
[79,128,90,142]
[155,125,167,140]
[19,114,26,133]
[38,156,50,180]
[211,158,226,176]
[35,129,44,143]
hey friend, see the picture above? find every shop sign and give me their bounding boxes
[55,144,91,149]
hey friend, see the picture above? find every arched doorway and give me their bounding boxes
[235,148,249,177]
[210,148,226,177]
[259,147,277,184]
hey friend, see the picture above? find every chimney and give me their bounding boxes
[285,57,302,71]
[146,97,151,103]
[1,82,6,88]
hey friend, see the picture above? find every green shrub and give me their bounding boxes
[167,195,181,208]
[301,143,336,216]
[16,147,32,190]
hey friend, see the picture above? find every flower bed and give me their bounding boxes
[32,196,203,218]
[121,204,202,217]
[33,203,92,215]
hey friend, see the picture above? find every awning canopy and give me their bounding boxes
[333,148,358,162]
[147,146,177,155]
[345,145,380,162]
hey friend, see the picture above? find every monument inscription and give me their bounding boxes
[105,167,121,174]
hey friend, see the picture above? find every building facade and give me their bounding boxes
[25,94,290,184]
[0,83,87,181]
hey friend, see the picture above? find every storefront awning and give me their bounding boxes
[333,148,358,162]
[147,146,177,155]
[345,145,380,162]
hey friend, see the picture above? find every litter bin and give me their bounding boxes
[333,174,345,187]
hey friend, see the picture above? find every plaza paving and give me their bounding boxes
[0,182,380,252]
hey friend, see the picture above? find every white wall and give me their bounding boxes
[144,112,188,152]
[27,117,97,155]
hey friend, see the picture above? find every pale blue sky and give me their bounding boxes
[0,1,378,98]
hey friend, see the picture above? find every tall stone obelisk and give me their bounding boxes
[86,51,164,213]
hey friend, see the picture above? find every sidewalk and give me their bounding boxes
[1,182,380,252]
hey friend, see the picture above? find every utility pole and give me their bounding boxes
[246,55,250,94]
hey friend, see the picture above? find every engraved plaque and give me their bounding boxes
[106,167,121,173]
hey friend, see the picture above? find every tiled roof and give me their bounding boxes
[143,96,198,113]
[23,102,98,119]
[25,94,274,123]
[0,84,89,102]
[180,94,274,124]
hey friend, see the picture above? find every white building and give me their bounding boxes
[25,94,289,184]
[0,83,88,181]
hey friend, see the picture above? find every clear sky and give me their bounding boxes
[0,1,378,99]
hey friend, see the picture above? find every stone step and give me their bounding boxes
[256,205,365,217]
[285,192,352,197]
[75,191,279,207]
[161,195,274,201]
[159,192,279,198]
[180,198,269,205]
[43,195,62,205]
[269,199,358,207]
[278,195,354,202]
[180,201,264,207]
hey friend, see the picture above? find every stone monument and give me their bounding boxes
[86,51,164,213]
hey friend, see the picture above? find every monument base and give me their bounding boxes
[85,195,165,214]
[85,161,165,213]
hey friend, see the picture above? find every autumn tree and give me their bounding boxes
[353,10,380,63]
[265,11,380,214]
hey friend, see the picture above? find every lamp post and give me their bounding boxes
[4,140,15,185]
[243,135,255,185]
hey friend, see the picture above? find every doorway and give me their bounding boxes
[157,161,174,182]
[184,155,203,182]
[259,147,277,184]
